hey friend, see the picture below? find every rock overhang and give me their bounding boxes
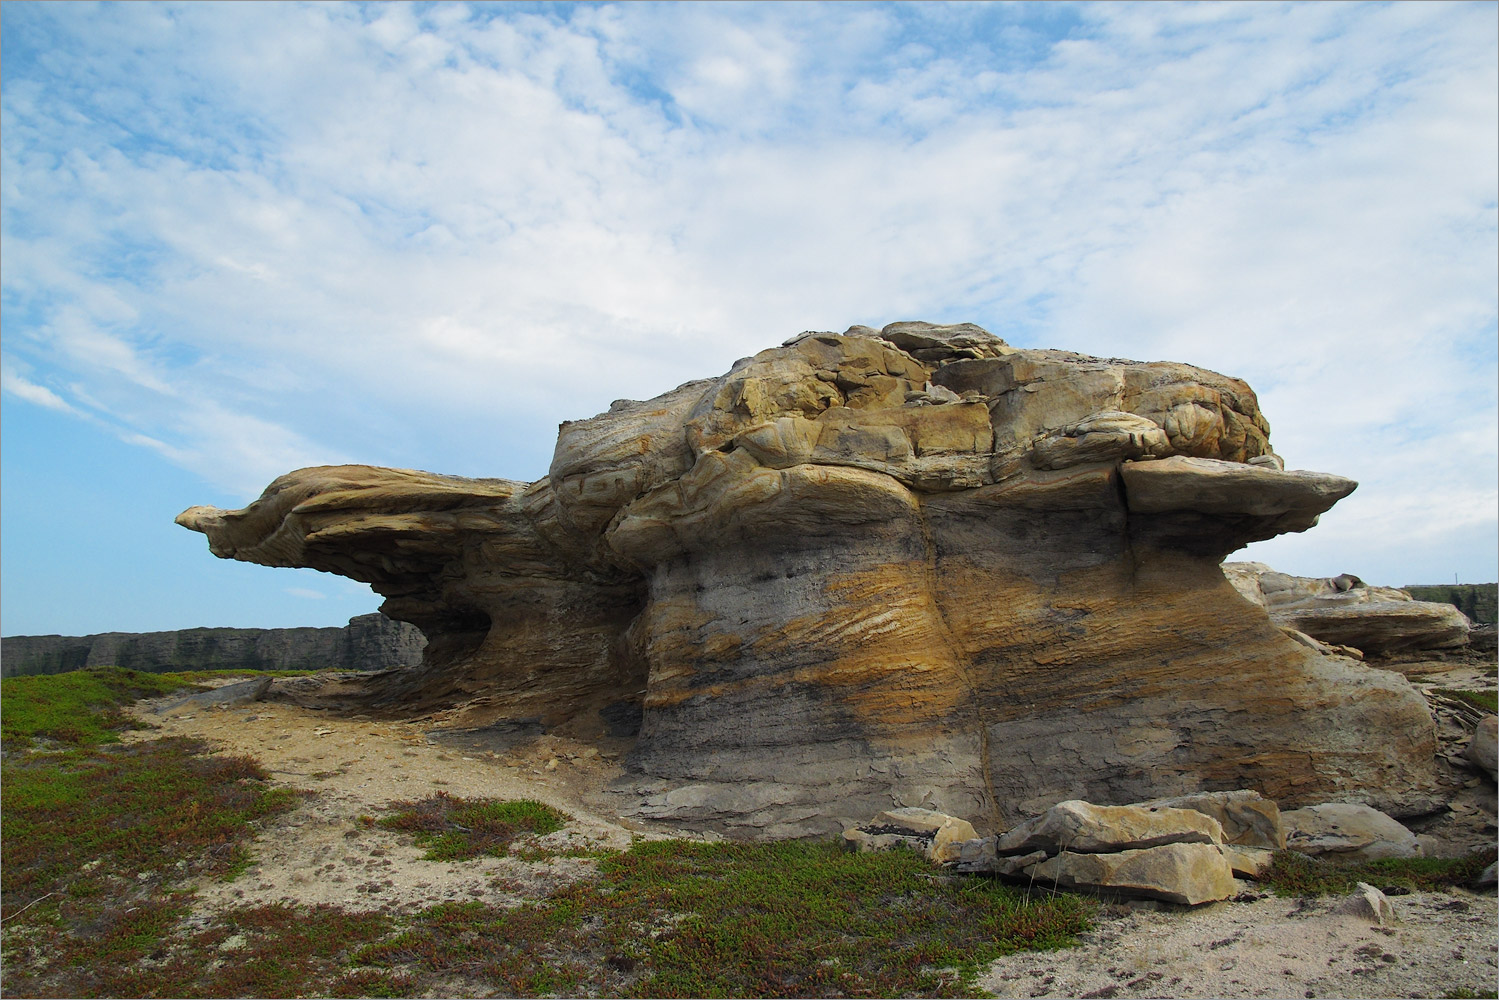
[177,321,1440,837]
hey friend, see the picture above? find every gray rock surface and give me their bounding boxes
[157,677,273,713]
[1467,715,1497,781]
[1282,802,1422,861]
[1338,882,1399,926]
[1,613,425,679]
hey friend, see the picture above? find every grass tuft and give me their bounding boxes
[1433,688,1499,714]
[377,793,566,860]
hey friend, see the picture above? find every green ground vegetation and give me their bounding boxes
[1,667,200,747]
[1,667,311,997]
[1432,688,1499,714]
[1,667,1095,998]
[1403,583,1498,624]
[377,792,566,860]
[1261,848,1497,897]
[354,838,1093,998]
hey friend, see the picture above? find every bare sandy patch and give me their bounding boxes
[981,888,1497,999]
[126,686,646,917]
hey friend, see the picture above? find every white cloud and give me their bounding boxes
[1,368,83,416]
[285,587,327,600]
[1,0,1493,582]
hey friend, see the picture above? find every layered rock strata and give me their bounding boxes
[0,613,425,679]
[177,322,1440,836]
[1224,562,1472,656]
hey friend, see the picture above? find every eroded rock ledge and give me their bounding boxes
[177,322,1439,837]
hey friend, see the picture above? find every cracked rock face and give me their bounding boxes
[177,322,1440,837]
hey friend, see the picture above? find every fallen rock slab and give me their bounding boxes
[1218,845,1276,879]
[1282,802,1422,861]
[996,799,1225,856]
[1025,842,1238,905]
[158,676,273,714]
[948,837,1047,875]
[1140,789,1286,849]
[843,807,978,863]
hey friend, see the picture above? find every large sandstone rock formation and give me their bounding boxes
[176,322,1439,837]
[0,613,425,679]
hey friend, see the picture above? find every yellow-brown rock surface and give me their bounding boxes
[178,323,1440,837]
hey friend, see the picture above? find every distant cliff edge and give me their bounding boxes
[0,613,427,679]
[1403,584,1497,625]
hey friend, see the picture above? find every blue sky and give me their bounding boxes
[3,1,1496,636]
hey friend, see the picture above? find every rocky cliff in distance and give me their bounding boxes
[0,613,426,679]
[176,322,1441,838]
[1404,584,1498,626]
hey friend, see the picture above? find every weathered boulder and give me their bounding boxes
[1282,803,1422,862]
[1025,843,1238,905]
[177,322,1441,837]
[1468,716,1497,781]
[1224,563,1471,655]
[158,676,272,714]
[1138,790,1285,849]
[995,799,1224,855]
[842,807,978,863]
[1218,845,1276,879]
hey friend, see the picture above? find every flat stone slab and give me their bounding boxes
[158,676,273,714]
[997,799,1225,856]
[1025,842,1238,905]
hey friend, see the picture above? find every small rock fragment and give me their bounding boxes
[1338,882,1399,925]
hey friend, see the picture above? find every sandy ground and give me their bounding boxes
[980,891,1497,999]
[127,689,652,918]
[127,679,1497,999]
